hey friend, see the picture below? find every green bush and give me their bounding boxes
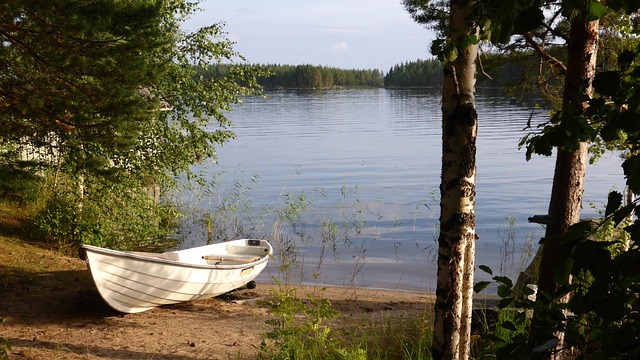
[474,194,640,359]
[31,175,178,251]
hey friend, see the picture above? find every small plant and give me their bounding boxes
[497,216,517,275]
[170,170,261,245]
[350,310,433,359]
[473,266,537,358]
[259,281,366,360]
[0,318,11,360]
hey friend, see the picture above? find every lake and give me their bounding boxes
[175,88,625,292]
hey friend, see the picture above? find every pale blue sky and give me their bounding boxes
[183,1,435,71]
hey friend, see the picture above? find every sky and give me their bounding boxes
[182,0,436,72]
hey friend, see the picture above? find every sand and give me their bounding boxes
[0,238,448,359]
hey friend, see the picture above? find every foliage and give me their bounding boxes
[402,0,449,38]
[0,165,41,203]
[1,0,263,248]
[352,310,433,360]
[475,12,640,354]
[475,190,640,359]
[30,172,178,251]
[404,2,640,359]
[258,279,436,360]
[258,281,366,360]
[465,0,640,161]
[472,307,531,359]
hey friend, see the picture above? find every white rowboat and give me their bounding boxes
[79,239,272,313]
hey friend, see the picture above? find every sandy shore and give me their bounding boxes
[1,238,471,359]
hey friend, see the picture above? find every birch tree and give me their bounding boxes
[404,1,478,359]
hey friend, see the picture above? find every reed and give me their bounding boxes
[172,170,544,359]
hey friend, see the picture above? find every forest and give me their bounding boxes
[201,56,531,90]
[202,63,384,88]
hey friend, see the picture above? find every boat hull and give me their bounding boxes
[80,239,272,313]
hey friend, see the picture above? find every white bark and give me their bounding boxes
[431,1,478,359]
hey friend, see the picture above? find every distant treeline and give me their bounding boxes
[200,57,527,89]
[384,58,443,87]
[383,57,528,88]
[202,64,384,88]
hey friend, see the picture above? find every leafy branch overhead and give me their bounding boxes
[462,1,640,164]
[0,0,264,247]
[1,0,263,179]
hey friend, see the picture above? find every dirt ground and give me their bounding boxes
[0,236,448,360]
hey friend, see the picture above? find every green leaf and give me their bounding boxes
[494,276,513,288]
[442,45,458,63]
[474,281,492,293]
[479,264,493,275]
[613,203,635,225]
[521,285,535,296]
[618,50,636,70]
[482,333,505,343]
[571,240,612,278]
[624,221,640,246]
[605,191,623,217]
[513,6,544,33]
[622,155,640,193]
[587,1,608,20]
[498,297,514,309]
[501,320,518,331]
[430,39,446,59]
[593,71,621,96]
[497,284,512,298]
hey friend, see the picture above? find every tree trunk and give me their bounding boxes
[530,9,599,357]
[431,1,478,359]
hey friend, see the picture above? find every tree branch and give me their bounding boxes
[524,32,567,76]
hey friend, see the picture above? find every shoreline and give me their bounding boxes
[254,281,498,307]
[0,236,497,359]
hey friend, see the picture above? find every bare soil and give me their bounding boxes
[0,236,444,359]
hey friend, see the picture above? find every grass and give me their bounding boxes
[340,309,433,359]
[257,281,435,360]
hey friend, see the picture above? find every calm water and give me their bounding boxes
[177,88,625,292]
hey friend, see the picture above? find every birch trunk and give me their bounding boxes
[431,1,477,359]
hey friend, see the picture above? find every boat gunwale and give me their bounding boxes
[80,240,272,270]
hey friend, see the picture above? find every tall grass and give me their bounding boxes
[170,168,391,286]
[339,308,433,359]
[170,169,541,359]
[258,280,433,360]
